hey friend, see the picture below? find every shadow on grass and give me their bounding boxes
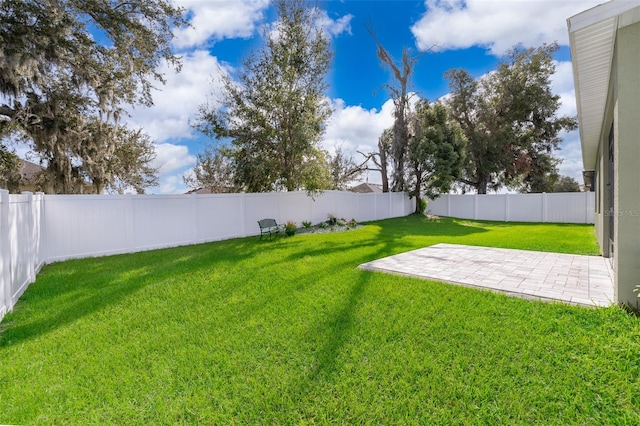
[0,215,542,348]
[305,271,370,381]
[370,215,489,238]
[0,239,265,346]
[279,216,488,264]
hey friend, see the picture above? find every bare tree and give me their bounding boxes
[328,146,368,190]
[358,128,392,192]
[366,23,422,192]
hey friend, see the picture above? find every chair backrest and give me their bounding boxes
[258,218,278,228]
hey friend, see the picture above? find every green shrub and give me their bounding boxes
[418,197,427,214]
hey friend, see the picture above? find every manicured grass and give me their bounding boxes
[1,216,639,424]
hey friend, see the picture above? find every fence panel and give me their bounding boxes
[44,195,131,260]
[131,195,197,250]
[42,191,413,263]
[476,194,507,221]
[195,194,245,242]
[244,193,282,234]
[0,190,10,320]
[449,195,475,219]
[374,193,391,219]
[427,192,594,224]
[9,194,34,306]
[426,196,448,216]
[545,192,593,223]
[509,193,544,222]
[278,192,313,226]
[357,194,377,222]
[0,191,44,322]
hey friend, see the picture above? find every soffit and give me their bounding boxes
[568,0,640,170]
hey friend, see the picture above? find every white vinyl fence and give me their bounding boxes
[43,190,413,262]
[0,191,45,320]
[427,192,595,224]
[0,189,413,321]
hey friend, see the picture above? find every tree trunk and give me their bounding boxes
[414,167,423,214]
[477,175,488,194]
[379,145,389,193]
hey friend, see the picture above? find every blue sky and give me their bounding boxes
[116,0,604,194]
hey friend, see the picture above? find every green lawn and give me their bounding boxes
[1,216,639,424]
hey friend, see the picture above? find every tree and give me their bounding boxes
[516,153,560,193]
[0,142,21,192]
[553,175,581,192]
[12,86,159,194]
[408,100,466,212]
[358,128,392,192]
[194,0,332,193]
[445,43,577,194]
[0,0,186,118]
[183,148,238,193]
[79,121,159,194]
[367,25,421,192]
[0,0,186,193]
[328,146,367,190]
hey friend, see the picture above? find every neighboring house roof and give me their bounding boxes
[350,183,383,193]
[184,186,234,194]
[185,187,210,194]
[568,0,640,170]
[19,159,44,182]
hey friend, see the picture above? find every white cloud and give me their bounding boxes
[152,143,196,176]
[549,60,581,182]
[412,0,603,55]
[321,98,396,185]
[153,173,190,195]
[125,50,227,143]
[266,7,353,42]
[323,98,395,156]
[557,130,583,183]
[551,60,577,118]
[172,0,270,49]
[315,10,353,37]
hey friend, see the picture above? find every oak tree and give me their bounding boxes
[445,43,577,194]
[0,0,186,193]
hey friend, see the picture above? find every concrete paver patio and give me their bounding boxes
[358,243,614,307]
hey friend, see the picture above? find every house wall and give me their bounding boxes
[594,51,618,259]
[612,21,640,307]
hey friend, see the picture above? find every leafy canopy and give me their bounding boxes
[0,0,187,193]
[194,0,333,193]
[408,100,466,205]
[445,43,577,194]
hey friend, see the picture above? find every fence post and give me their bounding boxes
[24,192,36,286]
[542,192,547,223]
[124,194,135,252]
[240,193,247,237]
[474,194,478,220]
[584,192,589,224]
[34,193,45,271]
[505,194,509,222]
[374,193,378,220]
[0,190,12,318]
[191,193,199,243]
